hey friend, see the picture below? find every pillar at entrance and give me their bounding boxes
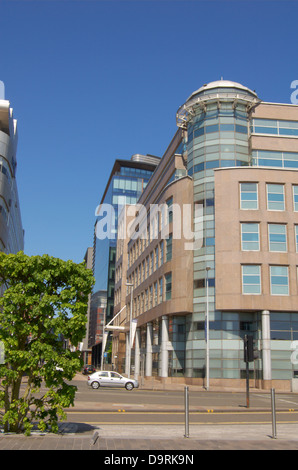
[262,310,272,389]
[134,328,141,379]
[160,315,169,378]
[145,322,152,377]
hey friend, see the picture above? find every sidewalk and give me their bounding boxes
[1,422,298,450]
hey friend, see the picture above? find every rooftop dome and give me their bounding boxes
[186,79,258,102]
[176,79,261,128]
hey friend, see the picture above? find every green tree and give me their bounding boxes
[0,252,94,435]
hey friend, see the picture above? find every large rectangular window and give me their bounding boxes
[240,183,258,210]
[165,273,172,300]
[267,184,285,211]
[268,224,287,252]
[270,266,289,295]
[242,265,261,294]
[252,118,298,137]
[241,223,260,251]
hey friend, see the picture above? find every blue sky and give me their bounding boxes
[0,0,297,264]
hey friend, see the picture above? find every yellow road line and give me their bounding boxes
[67,410,298,415]
[77,420,298,426]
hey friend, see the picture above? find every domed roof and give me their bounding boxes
[186,79,258,101]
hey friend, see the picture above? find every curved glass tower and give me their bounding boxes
[177,80,260,379]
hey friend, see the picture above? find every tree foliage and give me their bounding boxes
[0,252,94,435]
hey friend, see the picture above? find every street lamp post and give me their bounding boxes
[205,266,211,391]
[126,282,133,379]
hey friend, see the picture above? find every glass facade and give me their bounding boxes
[184,86,254,379]
[92,159,157,365]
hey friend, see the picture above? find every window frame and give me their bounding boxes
[240,182,258,210]
[270,265,289,296]
[241,265,261,295]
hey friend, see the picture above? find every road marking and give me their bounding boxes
[67,410,298,415]
[78,420,298,426]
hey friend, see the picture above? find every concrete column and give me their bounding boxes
[125,333,129,376]
[160,315,169,377]
[262,310,272,386]
[134,328,141,379]
[145,322,153,377]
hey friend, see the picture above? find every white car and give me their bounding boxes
[87,371,139,391]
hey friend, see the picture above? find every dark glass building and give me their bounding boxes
[91,154,160,364]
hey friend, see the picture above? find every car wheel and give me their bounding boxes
[91,381,100,389]
[125,382,134,391]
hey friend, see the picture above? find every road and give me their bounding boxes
[65,377,298,428]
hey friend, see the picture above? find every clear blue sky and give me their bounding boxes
[0,0,297,264]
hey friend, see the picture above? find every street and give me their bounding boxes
[66,376,298,427]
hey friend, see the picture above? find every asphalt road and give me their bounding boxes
[66,377,298,427]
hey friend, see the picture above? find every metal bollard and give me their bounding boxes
[184,386,189,438]
[271,388,277,439]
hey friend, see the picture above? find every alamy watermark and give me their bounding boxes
[95,202,203,251]
[290,80,298,104]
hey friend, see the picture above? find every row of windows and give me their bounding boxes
[242,265,290,295]
[115,273,172,319]
[240,222,298,252]
[251,118,298,137]
[240,182,298,211]
[252,150,298,169]
[188,122,248,144]
[125,236,172,288]
[127,197,173,268]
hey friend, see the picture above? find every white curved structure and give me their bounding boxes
[0,93,24,254]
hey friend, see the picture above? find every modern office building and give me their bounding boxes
[112,79,298,391]
[91,154,160,365]
[0,84,24,261]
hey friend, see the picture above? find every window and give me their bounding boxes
[267,184,285,211]
[242,265,261,294]
[293,186,298,211]
[166,234,173,261]
[240,183,258,209]
[165,273,172,300]
[296,226,298,252]
[166,197,173,223]
[155,246,159,270]
[154,282,158,306]
[159,240,164,265]
[149,285,153,308]
[270,266,289,295]
[252,118,298,137]
[268,224,287,252]
[241,223,259,251]
[159,277,163,303]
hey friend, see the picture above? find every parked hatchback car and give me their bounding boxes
[87,371,139,391]
[82,365,96,375]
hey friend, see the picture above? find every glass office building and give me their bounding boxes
[91,154,159,364]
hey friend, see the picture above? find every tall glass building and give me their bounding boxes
[91,154,160,364]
